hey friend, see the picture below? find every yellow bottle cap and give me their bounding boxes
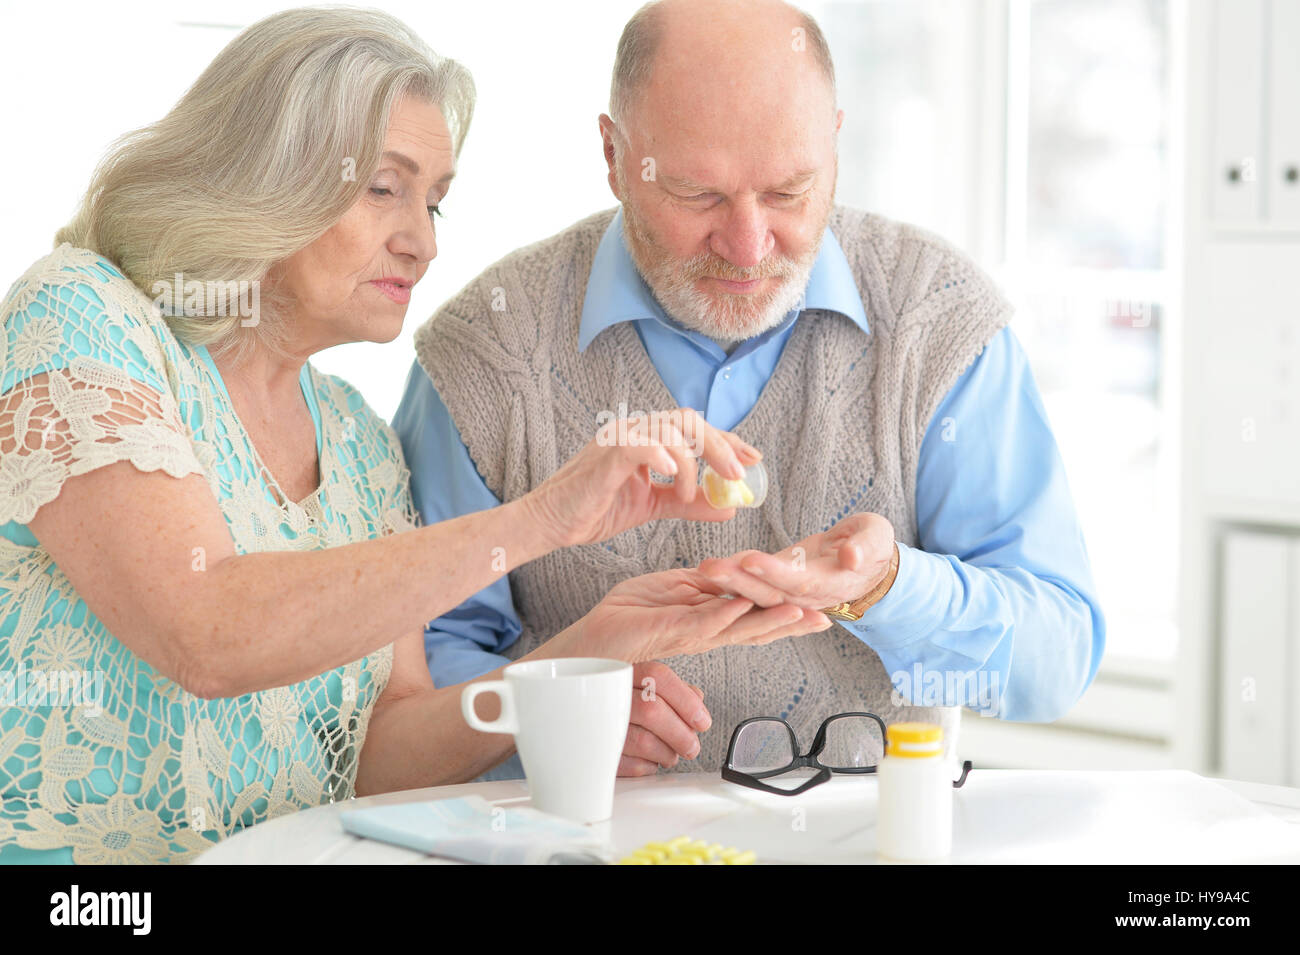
[886,721,943,758]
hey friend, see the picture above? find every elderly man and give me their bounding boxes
[393,0,1104,777]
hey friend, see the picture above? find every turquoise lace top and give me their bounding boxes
[0,245,416,863]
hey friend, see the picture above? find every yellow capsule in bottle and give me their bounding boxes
[701,460,767,509]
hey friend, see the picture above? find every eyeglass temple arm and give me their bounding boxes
[953,760,973,789]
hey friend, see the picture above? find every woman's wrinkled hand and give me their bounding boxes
[519,408,761,550]
[569,567,832,663]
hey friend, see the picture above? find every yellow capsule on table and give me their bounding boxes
[619,837,756,866]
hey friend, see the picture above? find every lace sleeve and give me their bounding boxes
[0,246,205,526]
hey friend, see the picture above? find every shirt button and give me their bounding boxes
[721,367,732,380]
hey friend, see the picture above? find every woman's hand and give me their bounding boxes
[519,407,761,549]
[565,567,832,663]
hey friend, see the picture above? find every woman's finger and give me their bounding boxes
[649,483,736,523]
[676,592,768,647]
[657,429,699,502]
[711,602,809,645]
[722,431,762,462]
[745,609,834,646]
[699,560,795,608]
[686,410,746,481]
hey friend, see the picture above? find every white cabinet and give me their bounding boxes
[1178,1,1300,777]
[1218,530,1298,785]
[1270,0,1300,225]
[1198,242,1300,509]
[1210,0,1265,220]
[1209,0,1300,226]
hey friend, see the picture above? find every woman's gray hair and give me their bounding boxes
[55,5,475,359]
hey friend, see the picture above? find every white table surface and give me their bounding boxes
[196,769,1300,864]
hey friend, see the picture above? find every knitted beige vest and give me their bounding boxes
[414,205,1012,771]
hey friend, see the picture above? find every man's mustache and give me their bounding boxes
[680,255,796,282]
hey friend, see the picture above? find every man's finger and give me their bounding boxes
[634,662,711,737]
[618,755,662,777]
[624,722,681,768]
[837,539,865,572]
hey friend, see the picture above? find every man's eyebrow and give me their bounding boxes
[659,169,819,193]
[769,169,818,191]
[658,173,712,192]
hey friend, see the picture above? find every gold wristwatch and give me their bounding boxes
[820,541,900,621]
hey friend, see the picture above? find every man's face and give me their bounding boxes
[604,50,841,347]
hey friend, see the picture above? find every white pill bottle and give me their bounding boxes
[876,721,952,862]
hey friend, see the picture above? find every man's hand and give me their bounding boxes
[619,661,711,776]
[698,513,897,610]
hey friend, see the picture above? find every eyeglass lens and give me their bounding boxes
[819,715,886,770]
[730,720,795,774]
[730,716,887,773]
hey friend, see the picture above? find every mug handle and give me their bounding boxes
[461,680,518,734]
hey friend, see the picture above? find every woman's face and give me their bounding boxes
[272,95,455,353]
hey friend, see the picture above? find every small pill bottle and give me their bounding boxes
[876,721,952,862]
[700,460,768,509]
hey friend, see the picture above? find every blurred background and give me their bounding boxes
[1,0,1296,783]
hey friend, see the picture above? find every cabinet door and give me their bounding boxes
[1291,538,1300,786]
[1268,0,1300,224]
[1211,0,1265,221]
[1199,242,1300,507]
[1219,530,1292,785]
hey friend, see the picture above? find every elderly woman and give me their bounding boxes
[0,7,830,864]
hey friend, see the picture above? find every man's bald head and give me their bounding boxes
[609,0,837,133]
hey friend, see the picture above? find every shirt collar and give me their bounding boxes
[578,206,869,352]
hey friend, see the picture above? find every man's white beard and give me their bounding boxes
[620,193,825,349]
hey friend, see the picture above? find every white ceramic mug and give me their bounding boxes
[461,658,633,824]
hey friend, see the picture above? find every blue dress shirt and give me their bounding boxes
[392,208,1105,728]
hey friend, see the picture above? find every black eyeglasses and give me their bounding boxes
[721,712,973,796]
